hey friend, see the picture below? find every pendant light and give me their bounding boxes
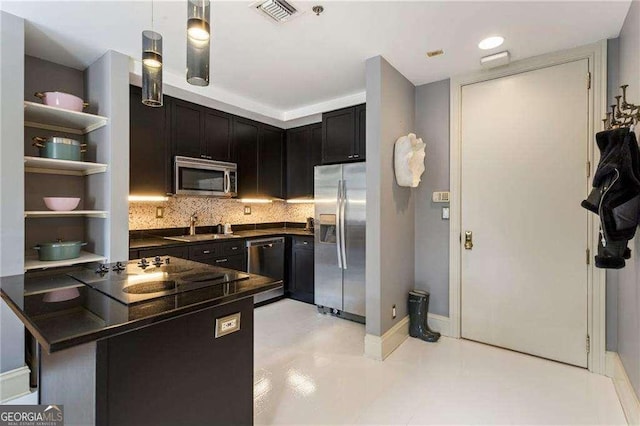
[186,0,210,86]
[142,0,163,107]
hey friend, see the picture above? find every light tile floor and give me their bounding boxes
[254,299,626,425]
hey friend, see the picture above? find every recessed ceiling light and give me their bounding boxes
[478,36,504,50]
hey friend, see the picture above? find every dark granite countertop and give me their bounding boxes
[1,267,282,353]
[130,226,314,250]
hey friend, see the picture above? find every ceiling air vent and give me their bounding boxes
[252,0,300,23]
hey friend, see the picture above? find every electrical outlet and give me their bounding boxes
[155,207,164,218]
[442,207,450,220]
[392,304,397,319]
[244,206,251,215]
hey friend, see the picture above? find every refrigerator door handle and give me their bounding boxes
[336,180,343,269]
[341,179,347,269]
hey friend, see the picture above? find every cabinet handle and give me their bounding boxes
[200,155,207,159]
[203,250,211,254]
[216,258,228,263]
[348,155,354,159]
[231,247,238,250]
[354,154,359,158]
[303,241,308,245]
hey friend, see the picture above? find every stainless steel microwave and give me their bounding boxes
[174,156,237,197]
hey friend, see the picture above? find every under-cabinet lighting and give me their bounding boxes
[286,199,315,204]
[128,195,170,202]
[239,198,273,204]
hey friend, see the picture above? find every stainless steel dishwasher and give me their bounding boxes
[247,237,285,305]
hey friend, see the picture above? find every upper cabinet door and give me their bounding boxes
[322,107,355,164]
[129,86,171,195]
[311,123,322,167]
[172,99,204,159]
[259,125,285,199]
[203,110,233,162]
[233,118,259,198]
[286,126,312,199]
[354,104,366,161]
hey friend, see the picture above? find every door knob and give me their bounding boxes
[464,231,473,250]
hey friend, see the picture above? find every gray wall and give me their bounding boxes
[606,38,620,352]
[0,11,26,374]
[86,51,130,262]
[611,0,640,399]
[414,80,451,316]
[365,56,416,336]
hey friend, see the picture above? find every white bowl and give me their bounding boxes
[43,197,80,211]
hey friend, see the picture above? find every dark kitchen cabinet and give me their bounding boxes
[139,246,189,260]
[129,86,171,196]
[321,104,366,164]
[234,117,259,198]
[172,99,203,159]
[172,99,234,162]
[289,236,314,304]
[259,125,285,199]
[234,118,284,199]
[355,104,366,159]
[286,123,322,199]
[203,109,233,162]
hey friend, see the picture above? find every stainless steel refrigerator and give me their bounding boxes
[314,163,366,322]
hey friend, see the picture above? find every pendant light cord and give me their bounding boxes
[151,0,154,30]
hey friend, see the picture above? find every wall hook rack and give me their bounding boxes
[603,84,640,130]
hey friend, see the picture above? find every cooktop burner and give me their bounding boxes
[68,257,250,305]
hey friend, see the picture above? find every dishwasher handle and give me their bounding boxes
[246,237,285,248]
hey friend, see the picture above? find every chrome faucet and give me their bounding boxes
[189,213,198,236]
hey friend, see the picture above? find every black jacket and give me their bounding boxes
[581,127,640,269]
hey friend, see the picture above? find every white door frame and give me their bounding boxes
[449,41,608,374]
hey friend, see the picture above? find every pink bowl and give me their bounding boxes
[43,197,81,211]
[35,92,87,112]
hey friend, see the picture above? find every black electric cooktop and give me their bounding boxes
[68,257,251,305]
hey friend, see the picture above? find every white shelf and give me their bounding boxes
[25,210,108,219]
[24,156,107,176]
[24,251,107,271]
[24,101,108,135]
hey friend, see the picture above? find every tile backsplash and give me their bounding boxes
[129,197,314,230]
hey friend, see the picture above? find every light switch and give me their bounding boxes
[244,206,251,215]
[442,207,450,220]
[155,207,164,218]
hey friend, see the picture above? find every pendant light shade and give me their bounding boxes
[142,30,163,107]
[186,0,210,86]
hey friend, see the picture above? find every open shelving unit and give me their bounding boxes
[24,156,108,176]
[25,210,109,219]
[24,92,111,272]
[24,251,107,271]
[24,101,108,135]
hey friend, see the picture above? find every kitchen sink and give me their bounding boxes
[163,234,239,242]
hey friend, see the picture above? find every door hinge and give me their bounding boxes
[587,72,591,90]
[586,161,591,178]
[586,335,591,353]
[586,248,591,265]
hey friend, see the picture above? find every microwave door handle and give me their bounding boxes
[224,172,230,194]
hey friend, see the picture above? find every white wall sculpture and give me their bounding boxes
[394,133,426,187]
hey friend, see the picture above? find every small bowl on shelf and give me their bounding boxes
[34,91,89,112]
[43,197,80,211]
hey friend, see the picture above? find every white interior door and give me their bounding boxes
[460,59,589,367]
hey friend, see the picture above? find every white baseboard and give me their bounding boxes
[606,351,640,425]
[364,315,409,361]
[0,366,30,404]
[428,313,451,337]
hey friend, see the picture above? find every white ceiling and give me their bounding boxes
[1,0,631,121]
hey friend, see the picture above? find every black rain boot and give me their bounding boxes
[408,290,440,342]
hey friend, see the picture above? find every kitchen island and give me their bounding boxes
[0,257,282,426]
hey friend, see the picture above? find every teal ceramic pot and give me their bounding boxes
[32,137,86,161]
[34,241,87,261]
